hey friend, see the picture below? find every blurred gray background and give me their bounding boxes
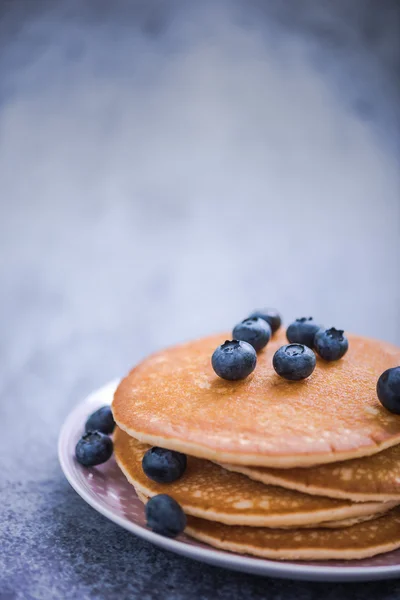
[1,1,399,599]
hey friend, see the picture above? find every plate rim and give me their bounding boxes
[58,379,400,582]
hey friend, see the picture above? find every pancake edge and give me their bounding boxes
[184,522,400,561]
[114,419,400,468]
[218,462,400,503]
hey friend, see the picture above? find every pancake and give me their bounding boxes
[184,508,400,560]
[112,331,400,467]
[136,491,400,560]
[221,444,400,503]
[114,428,398,528]
[135,488,381,531]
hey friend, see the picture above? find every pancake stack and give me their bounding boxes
[112,330,400,560]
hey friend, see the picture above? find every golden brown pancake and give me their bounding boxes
[114,428,398,527]
[136,491,400,560]
[221,444,400,502]
[134,488,379,529]
[184,508,400,560]
[112,331,400,467]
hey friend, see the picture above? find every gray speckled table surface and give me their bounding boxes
[1,1,399,598]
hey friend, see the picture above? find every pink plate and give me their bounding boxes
[58,380,400,582]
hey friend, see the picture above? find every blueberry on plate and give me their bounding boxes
[212,340,257,380]
[232,317,271,352]
[75,431,113,467]
[85,405,115,435]
[145,494,187,538]
[142,447,187,483]
[377,367,400,414]
[273,344,316,381]
[286,317,322,349]
[248,308,282,334]
[314,327,349,361]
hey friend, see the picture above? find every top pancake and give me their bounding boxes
[112,330,400,467]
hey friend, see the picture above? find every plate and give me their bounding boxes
[58,380,400,582]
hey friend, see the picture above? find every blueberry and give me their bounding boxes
[211,340,257,380]
[85,406,115,435]
[232,317,271,352]
[377,367,400,415]
[314,328,349,361]
[286,317,322,349]
[248,308,282,334]
[145,494,187,538]
[142,447,187,483]
[75,431,113,467]
[273,344,316,381]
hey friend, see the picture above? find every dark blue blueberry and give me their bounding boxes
[248,308,282,334]
[377,367,400,415]
[232,317,271,352]
[211,340,257,380]
[273,344,316,380]
[142,447,187,483]
[85,406,115,434]
[286,317,322,349]
[145,494,187,538]
[314,328,349,361]
[75,431,113,467]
